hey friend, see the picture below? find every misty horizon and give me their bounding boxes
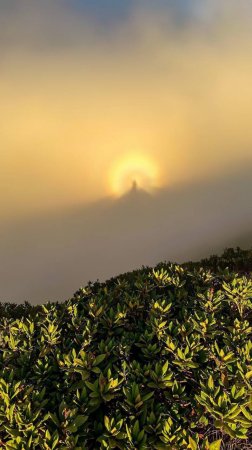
[1,163,252,304]
[1,0,252,304]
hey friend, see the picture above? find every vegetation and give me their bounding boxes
[0,247,252,449]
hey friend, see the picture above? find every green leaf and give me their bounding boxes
[104,416,110,431]
[177,348,184,359]
[189,436,198,450]
[245,370,252,380]
[72,415,88,428]
[142,391,154,402]
[48,412,60,427]
[209,440,222,450]
[85,380,97,392]
[240,405,252,421]
[133,420,139,438]
[208,375,214,390]
[93,354,107,366]
[223,424,237,438]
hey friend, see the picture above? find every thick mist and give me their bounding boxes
[0,0,252,302]
[1,165,252,303]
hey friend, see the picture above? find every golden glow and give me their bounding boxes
[109,154,160,196]
[1,2,252,221]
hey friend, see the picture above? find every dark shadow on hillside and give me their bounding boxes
[1,163,252,303]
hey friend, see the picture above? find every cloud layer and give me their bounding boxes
[0,1,252,302]
[1,0,252,220]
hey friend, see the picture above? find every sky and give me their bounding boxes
[1,0,252,303]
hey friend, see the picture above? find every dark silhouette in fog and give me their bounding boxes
[0,164,252,304]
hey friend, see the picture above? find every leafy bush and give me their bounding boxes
[0,248,251,449]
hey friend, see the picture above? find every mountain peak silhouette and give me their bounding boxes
[131,179,138,193]
[118,180,152,204]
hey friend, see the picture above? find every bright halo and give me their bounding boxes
[109,154,159,196]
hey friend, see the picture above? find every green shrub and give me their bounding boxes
[0,248,251,449]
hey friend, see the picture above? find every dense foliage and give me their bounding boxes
[0,247,252,449]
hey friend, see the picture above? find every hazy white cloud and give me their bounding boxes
[1,0,252,220]
[0,0,252,303]
[0,3,251,189]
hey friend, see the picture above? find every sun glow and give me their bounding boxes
[109,154,160,197]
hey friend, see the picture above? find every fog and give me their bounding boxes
[0,0,252,302]
[1,164,251,303]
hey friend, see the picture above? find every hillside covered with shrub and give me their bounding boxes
[0,247,252,449]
